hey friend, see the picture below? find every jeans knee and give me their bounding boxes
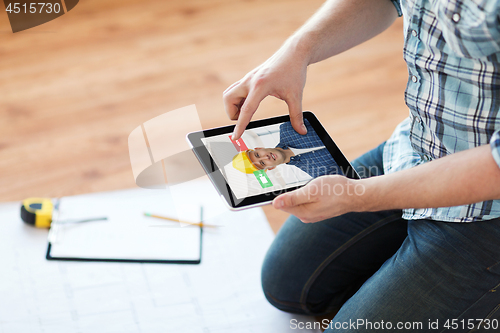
[261,266,304,313]
[261,240,308,314]
[261,249,286,308]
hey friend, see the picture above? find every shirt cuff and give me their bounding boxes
[490,130,500,169]
[390,0,402,17]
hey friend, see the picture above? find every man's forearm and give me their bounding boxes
[360,145,500,213]
[285,0,399,66]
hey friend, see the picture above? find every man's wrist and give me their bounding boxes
[283,33,316,66]
[351,177,384,213]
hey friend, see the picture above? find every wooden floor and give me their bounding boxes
[0,0,408,233]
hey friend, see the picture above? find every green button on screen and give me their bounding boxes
[253,170,273,188]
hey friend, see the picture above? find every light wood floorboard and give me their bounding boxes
[0,0,408,233]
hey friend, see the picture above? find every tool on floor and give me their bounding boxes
[21,198,107,228]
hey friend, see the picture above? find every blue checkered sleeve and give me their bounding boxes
[390,0,403,17]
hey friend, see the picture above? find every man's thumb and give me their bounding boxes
[273,189,310,209]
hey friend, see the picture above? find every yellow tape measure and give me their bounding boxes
[21,198,108,228]
[20,198,54,228]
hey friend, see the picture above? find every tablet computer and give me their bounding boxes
[186,111,359,211]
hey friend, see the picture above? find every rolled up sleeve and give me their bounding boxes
[390,0,402,17]
[490,130,500,169]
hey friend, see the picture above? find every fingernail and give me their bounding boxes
[276,199,284,208]
[301,124,307,133]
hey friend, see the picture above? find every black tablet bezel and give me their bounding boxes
[187,111,359,210]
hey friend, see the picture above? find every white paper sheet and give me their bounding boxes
[0,179,321,333]
[48,188,201,262]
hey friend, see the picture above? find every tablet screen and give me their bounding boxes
[199,118,344,200]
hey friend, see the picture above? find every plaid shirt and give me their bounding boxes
[385,0,500,222]
[276,120,342,178]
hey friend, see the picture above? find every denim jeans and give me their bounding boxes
[261,143,500,332]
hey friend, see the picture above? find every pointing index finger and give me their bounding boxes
[231,89,265,140]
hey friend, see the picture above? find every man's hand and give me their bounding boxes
[223,45,309,140]
[222,0,398,140]
[272,175,365,223]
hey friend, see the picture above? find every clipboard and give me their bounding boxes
[46,188,202,264]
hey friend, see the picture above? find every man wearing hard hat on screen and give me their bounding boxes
[232,146,340,178]
[232,150,262,174]
[232,149,275,189]
[232,121,342,178]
